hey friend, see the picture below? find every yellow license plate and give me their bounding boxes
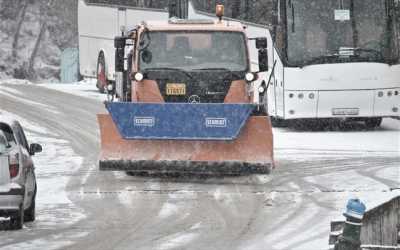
[166,83,186,96]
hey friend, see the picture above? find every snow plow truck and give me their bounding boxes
[97,6,274,175]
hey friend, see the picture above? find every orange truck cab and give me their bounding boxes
[98,7,274,175]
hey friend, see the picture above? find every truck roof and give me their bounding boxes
[143,19,245,32]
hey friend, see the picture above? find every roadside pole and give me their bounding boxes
[334,199,366,250]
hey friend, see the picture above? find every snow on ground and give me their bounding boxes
[2,78,399,162]
[274,118,400,161]
[0,78,106,102]
[273,119,399,163]
[34,78,400,161]
[38,79,107,102]
[1,79,399,249]
[0,84,60,115]
[156,231,199,250]
[0,232,89,250]
[0,109,87,249]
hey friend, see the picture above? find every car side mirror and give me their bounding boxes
[29,143,42,155]
[258,49,269,72]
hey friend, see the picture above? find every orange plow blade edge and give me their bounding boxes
[98,114,274,175]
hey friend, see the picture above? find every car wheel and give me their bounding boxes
[24,188,36,222]
[10,204,24,230]
[365,118,382,129]
[97,53,107,94]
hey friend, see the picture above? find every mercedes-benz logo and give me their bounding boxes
[188,95,201,103]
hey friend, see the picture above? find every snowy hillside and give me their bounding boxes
[0,0,78,82]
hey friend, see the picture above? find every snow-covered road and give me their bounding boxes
[0,80,399,250]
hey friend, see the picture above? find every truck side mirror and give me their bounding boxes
[114,36,126,72]
[256,37,268,49]
[255,37,268,72]
[258,49,268,72]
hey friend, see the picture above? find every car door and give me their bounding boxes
[0,133,10,187]
[12,122,36,207]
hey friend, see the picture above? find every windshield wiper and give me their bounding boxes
[193,68,242,80]
[351,48,384,59]
[301,48,386,67]
[335,47,384,57]
[300,54,338,68]
[143,67,193,79]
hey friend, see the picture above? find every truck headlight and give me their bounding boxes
[245,72,256,82]
[107,84,114,91]
[134,72,144,82]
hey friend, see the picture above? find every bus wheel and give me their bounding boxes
[271,117,288,128]
[365,118,382,128]
[96,53,107,94]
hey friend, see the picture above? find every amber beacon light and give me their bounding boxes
[216,5,224,21]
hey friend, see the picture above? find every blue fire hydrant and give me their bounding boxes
[334,198,366,250]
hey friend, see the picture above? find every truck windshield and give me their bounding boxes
[286,0,399,66]
[139,31,248,72]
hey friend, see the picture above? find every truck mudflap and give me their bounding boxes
[98,102,274,174]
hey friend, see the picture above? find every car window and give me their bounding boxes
[0,122,16,144]
[12,122,29,150]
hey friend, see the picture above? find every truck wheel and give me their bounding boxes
[365,118,382,128]
[24,187,36,222]
[10,204,24,230]
[97,53,107,94]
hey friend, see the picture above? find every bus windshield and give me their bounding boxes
[286,0,399,66]
[138,31,249,72]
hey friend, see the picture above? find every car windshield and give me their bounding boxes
[286,0,399,66]
[138,31,249,72]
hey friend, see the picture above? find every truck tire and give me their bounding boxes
[365,118,382,128]
[96,53,107,94]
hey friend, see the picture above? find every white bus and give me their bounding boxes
[79,0,399,128]
[78,0,171,92]
[189,0,400,128]
[264,0,400,128]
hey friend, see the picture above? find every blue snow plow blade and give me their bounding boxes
[105,102,255,140]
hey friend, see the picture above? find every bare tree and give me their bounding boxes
[27,0,54,79]
[12,0,29,59]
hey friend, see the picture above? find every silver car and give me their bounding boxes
[0,120,42,229]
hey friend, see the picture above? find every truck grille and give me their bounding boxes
[158,79,231,103]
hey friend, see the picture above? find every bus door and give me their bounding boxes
[273,50,285,118]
